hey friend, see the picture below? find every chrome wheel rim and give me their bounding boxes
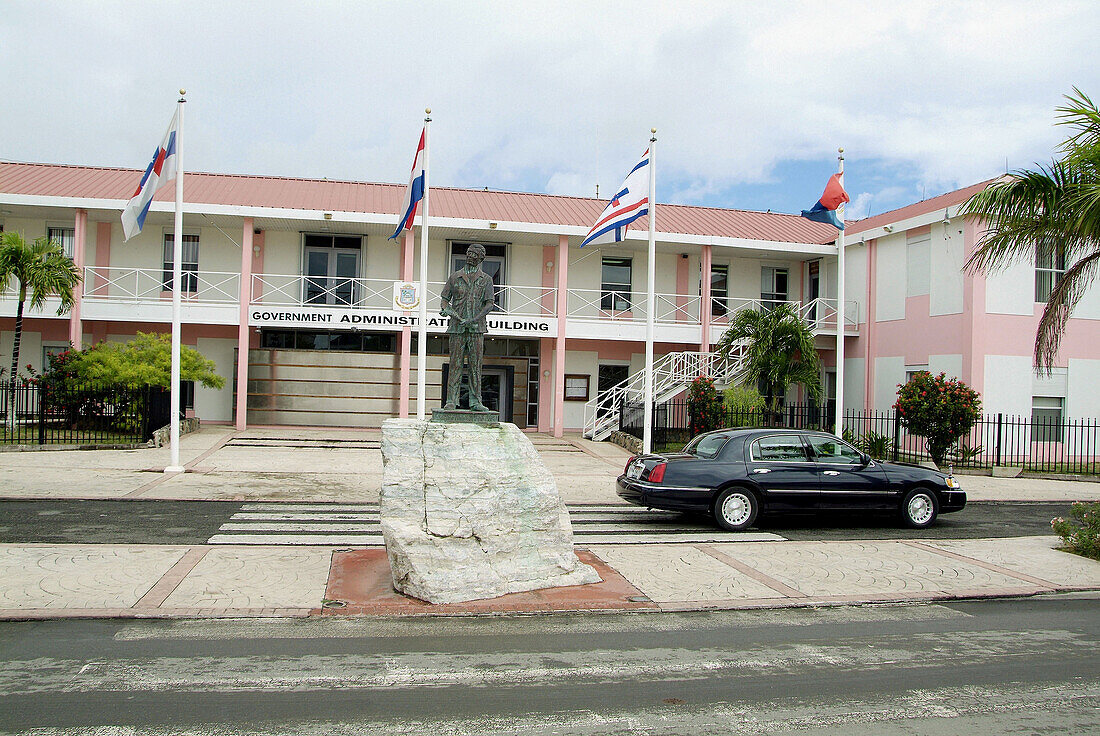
[721,493,752,527]
[908,494,934,525]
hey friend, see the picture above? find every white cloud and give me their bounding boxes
[1,0,1097,209]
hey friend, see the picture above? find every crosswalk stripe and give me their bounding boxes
[210,502,785,546]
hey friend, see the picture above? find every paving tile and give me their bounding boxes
[926,535,1100,589]
[587,544,783,603]
[0,545,188,609]
[160,547,333,609]
[712,541,1034,598]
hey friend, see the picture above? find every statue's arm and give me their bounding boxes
[474,279,496,320]
[440,277,457,318]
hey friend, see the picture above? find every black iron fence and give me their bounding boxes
[621,399,1100,474]
[0,381,172,445]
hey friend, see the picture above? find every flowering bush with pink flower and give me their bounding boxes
[1051,502,1100,561]
[688,374,726,436]
[894,371,981,468]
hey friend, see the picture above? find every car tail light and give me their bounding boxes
[625,458,635,476]
[647,462,667,483]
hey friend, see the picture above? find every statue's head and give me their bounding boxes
[465,243,486,266]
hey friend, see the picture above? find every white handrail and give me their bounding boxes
[82,267,240,303]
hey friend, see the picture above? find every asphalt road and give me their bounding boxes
[0,499,1074,544]
[1,595,1097,734]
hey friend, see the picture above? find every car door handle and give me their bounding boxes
[823,470,840,476]
[752,468,771,474]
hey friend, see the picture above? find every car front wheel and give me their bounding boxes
[713,487,759,532]
[900,487,939,529]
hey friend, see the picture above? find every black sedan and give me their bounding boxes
[616,428,966,531]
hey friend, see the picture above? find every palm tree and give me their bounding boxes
[714,302,822,422]
[0,232,82,425]
[960,88,1100,371]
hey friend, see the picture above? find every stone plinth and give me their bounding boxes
[380,419,600,604]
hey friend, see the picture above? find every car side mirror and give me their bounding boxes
[859,453,872,466]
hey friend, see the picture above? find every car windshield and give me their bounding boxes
[684,433,729,459]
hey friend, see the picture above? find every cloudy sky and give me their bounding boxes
[3,1,1098,220]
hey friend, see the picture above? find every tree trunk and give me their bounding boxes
[6,294,25,429]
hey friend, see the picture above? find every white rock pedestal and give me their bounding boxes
[380,418,600,604]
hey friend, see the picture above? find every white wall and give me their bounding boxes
[563,349,599,428]
[843,357,865,411]
[982,355,1033,417]
[1068,358,1100,418]
[841,246,867,324]
[930,221,965,315]
[194,336,236,422]
[984,260,1033,316]
[928,353,963,381]
[874,232,907,321]
[873,356,906,410]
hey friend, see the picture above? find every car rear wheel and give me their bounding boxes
[713,487,759,531]
[900,487,939,529]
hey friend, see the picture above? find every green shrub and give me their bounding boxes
[1052,502,1100,561]
[75,332,225,390]
[859,431,894,460]
[724,384,765,427]
[688,374,725,435]
[894,371,981,468]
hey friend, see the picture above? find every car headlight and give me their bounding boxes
[945,476,961,489]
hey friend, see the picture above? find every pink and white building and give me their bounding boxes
[1,161,1097,437]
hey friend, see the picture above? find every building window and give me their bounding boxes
[260,329,397,353]
[905,366,929,384]
[47,226,75,258]
[601,256,633,311]
[450,242,507,309]
[564,374,590,401]
[598,364,630,395]
[1032,396,1064,443]
[1036,244,1067,302]
[906,233,931,297]
[163,233,199,292]
[710,264,729,316]
[761,266,788,307]
[303,234,361,305]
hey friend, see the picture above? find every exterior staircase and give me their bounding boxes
[582,348,748,441]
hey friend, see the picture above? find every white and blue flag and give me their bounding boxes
[581,148,650,247]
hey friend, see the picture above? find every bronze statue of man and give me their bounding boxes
[440,243,495,411]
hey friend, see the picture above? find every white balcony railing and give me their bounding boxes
[566,289,704,324]
[82,267,240,304]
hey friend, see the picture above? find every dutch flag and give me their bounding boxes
[389,128,426,241]
[581,148,650,247]
[121,111,179,241]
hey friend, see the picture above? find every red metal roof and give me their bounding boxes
[845,179,996,236]
[0,161,840,245]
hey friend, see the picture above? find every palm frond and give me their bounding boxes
[1035,249,1100,371]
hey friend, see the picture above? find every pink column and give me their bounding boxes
[235,218,254,430]
[93,221,112,294]
[68,210,87,348]
[553,234,569,437]
[398,231,414,417]
[538,337,553,433]
[863,238,877,411]
[700,244,713,352]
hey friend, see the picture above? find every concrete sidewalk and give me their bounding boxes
[2,425,1099,620]
[2,535,1099,619]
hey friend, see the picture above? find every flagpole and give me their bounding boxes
[165,90,186,474]
[417,109,431,420]
[643,129,657,455]
[834,148,846,437]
